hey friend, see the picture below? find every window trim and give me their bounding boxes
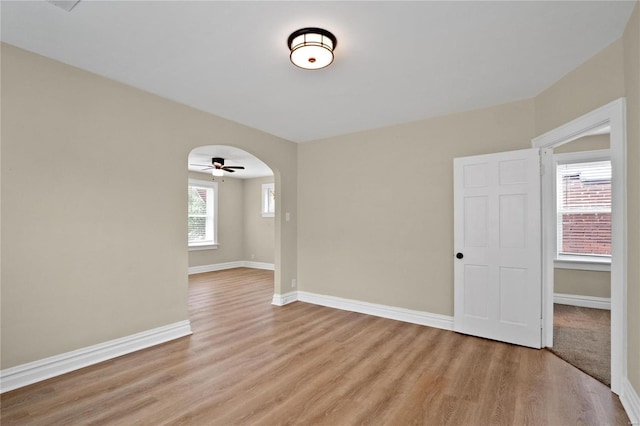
[188,179,219,250]
[261,182,275,218]
[553,149,611,270]
[554,255,611,271]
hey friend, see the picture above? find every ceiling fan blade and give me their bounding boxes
[224,166,245,170]
[224,168,236,173]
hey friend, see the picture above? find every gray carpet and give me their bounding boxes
[548,304,610,387]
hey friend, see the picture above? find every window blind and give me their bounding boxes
[557,160,611,256]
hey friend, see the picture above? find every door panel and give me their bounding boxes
[464,197,488,247]
[454,148,541,349]
[464,265,489,318]
[499,194,526,248]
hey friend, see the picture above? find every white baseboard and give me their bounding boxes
[0,320,192,393]
[296,291,453,331]
[188,261,274,275]
[188,261,245,274]
[622,377,640,425]
[244,261,275,271]
[271,291,298,306]
[554,293,611,310]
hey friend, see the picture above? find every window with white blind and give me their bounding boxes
[555,151,611,268]
[188,179,218,249]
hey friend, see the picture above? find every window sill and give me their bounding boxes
[262,212,274,218]
[554,255,611,272]
[188,243,219,251]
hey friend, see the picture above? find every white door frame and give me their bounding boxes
[532,98,627,395]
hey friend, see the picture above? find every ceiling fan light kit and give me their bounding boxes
[189,157,245,177]
[288,27,337,70]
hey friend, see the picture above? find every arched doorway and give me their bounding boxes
[187,145,277,295]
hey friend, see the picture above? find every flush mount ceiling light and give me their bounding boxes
[287,27,337,70]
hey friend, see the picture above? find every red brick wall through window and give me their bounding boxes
[560,175,611,256]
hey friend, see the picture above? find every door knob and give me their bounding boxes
[456,253,464,259]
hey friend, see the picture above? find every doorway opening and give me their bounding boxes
[547,132,612,386]
[532,98,627,395]
[187,145,277,295]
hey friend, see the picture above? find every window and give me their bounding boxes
[555,151,611,269]
[188,179,218,249]
[262,183,275,217]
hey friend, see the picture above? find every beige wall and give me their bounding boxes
[623,1,640,394]
[553,134,609,154]
[534,39,626,135]
[1,44,297,368]
[554,269,610,298]
[187,172,245,267]
[298,99,536,314]
[244,177,275,264]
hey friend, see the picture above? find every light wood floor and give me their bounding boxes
[1,268,629,425]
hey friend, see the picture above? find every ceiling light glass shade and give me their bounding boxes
[212,169,224,177]
[288,28,337,70]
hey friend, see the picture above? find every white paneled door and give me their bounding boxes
[454,148,542,349]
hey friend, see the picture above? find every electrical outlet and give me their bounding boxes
[291,279,297,288]
[251,254,255,260]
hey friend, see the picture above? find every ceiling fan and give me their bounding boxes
[191,157,245,176]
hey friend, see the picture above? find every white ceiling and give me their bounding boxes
[1,0,635,146]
